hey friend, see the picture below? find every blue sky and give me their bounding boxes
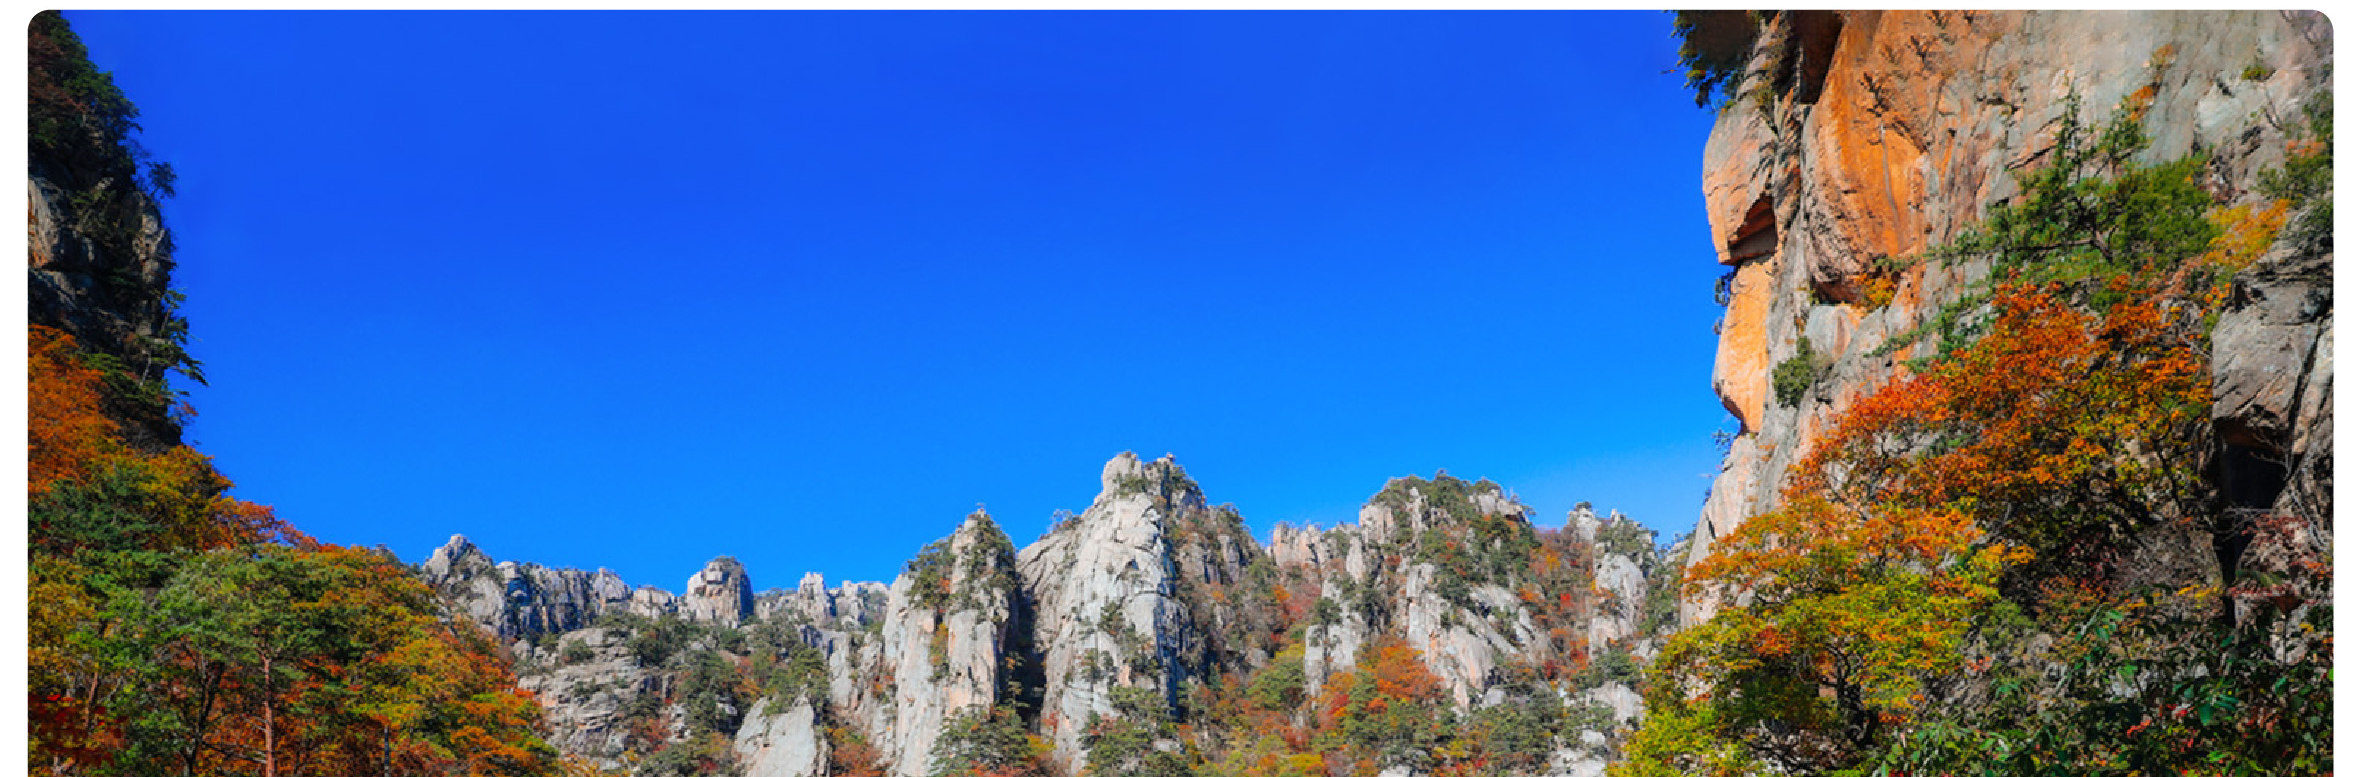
[69,11,1727,593]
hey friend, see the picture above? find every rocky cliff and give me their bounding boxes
[28,12,195,450]
[423,453,1677,776]
[1684,10,2333,621]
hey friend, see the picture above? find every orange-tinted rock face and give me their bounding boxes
[1685,10,2333,624]
[1711,260,1774,434]
[1802,14,1934,301]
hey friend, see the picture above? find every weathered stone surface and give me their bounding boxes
[1688,10,2335,624]
[735,698,830,777]
[1712,260,1778,433]
[2213,248,2333,453]
[1545,746,1609,777]
[515,626,665,770]
[1565,505,1602,544]
[421,535,635,640]
[628,585,678,619]
[1582,683,1644,727]
[450,454,1676,777]
[683,557,755,627]
[869,512,1023,777]
[28,171,179,447]
[1017,453,1201,774]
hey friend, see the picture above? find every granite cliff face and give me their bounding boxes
[1685,10,2333,620]
[423,454,1674,777]
[1015,454,1223,774]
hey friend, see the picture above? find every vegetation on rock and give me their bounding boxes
[27,15,575,776]
[28,11,200,445]
[1769,335,1824,407]
[1619,97,2332,777]
[1671,11,1762,108]
[931,704,1049,777]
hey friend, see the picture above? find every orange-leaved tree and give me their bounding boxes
[1622,280,2211,776]
[1621,84,2332,776]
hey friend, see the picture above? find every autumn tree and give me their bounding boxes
[1619,94,2332,777]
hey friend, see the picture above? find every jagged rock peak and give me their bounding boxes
[902,510,1022,613]
[1094,451,1207,511]
[1268,521,1331,570]
[629,585,679,619]
[423,534,491,579]
[955,507,1004,538]
[1566,504,1603,543]
[874,509,1026,777]
[1018,453,1216,773]
[417,536,639,640]
[684,556,755,627]
[1359,471,1529,545]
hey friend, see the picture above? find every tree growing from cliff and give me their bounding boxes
[930,704,1049,777]
[1620,93,2332,777]
[1671,11,1761,108]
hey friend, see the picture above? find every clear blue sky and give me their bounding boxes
[69,11,1728,593]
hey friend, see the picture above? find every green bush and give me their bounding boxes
[1085,687,1188,777]
[635,734,732,777]
[1943,94,2218,283]
[678,650,744,736]
[1466,689,1565,770]
[931,704,1042,777]
[762,640,831,709]
[1246,653,1306,711]
[1772,336,1825,406]
[1637,556,1683,636]
[1577,645,1642,690]
[2261,91,2333,255]
[1594,516,1655,558]
[1310,597,1342,627]
[1672,11,1762,108]
[905,515,1021,614]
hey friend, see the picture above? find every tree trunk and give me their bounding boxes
[261,654,275,777]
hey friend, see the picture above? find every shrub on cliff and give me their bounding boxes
[2260,91,2333,255]
[1620,95,2331,777]
[1672,11,1761,108]
[1769,335,1824,406]
[930,704,1048,777]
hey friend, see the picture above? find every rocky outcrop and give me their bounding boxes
[28,31,187,449]
[684,557,755,627]
[440,453,1676,776]
[757,573,891,632]
[866,512,1026,777]
[1276,480,1673,776]
[421,535,635,640]
[27,177,175,406]
[735,698,830,777]
[2212,246,2334,517]
[515,627,667,764]
[1686,10,2335,622]
[1015,453,1208,774]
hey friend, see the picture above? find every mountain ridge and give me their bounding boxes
[426,451,1678,777]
